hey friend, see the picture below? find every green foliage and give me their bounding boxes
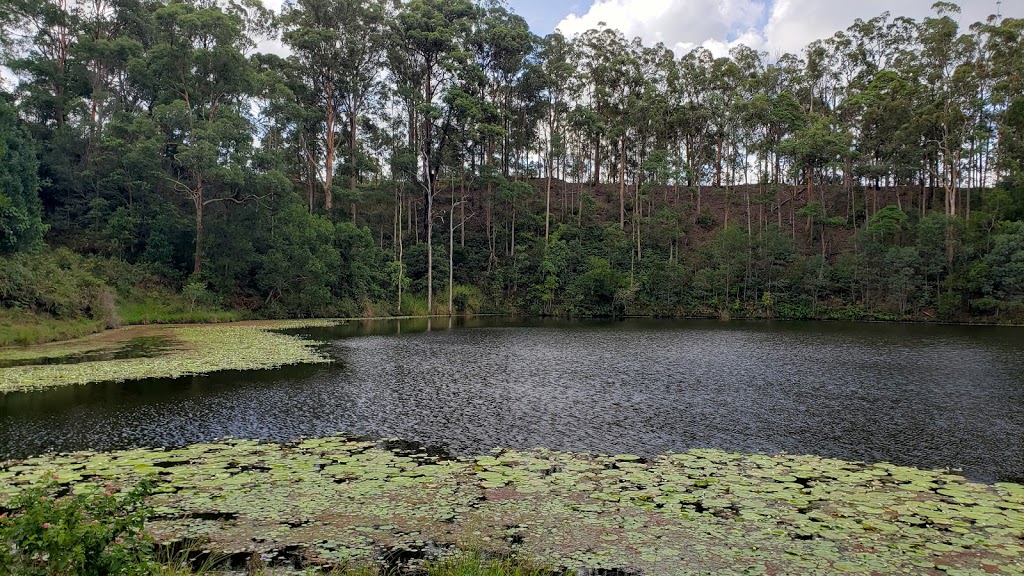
[867,205,909,239]
[568,257,627,316]
[0,99,46,254]
[116,287,240,326]
[779,114,849,178]
[0,249,107,320]
[182,278,209,313]
[980,221,1024,306]
[0,0,1022,327]
[450,284,484,315]
[0,476,156,576]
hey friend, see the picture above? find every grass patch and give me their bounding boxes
[0,309,104,346]
[117,288,244,326]
[398,294,431,317]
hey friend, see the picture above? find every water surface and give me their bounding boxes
[2,318,1022,483]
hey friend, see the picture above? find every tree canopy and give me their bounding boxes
[2,0,1024,323]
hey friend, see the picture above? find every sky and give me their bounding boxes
[507,0,1020,56]
[2,0,1019,88]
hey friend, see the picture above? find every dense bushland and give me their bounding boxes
[1,0,1023,341]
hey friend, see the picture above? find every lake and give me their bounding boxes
[2,317,1022,483]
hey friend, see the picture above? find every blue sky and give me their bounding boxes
[505,0,583,34]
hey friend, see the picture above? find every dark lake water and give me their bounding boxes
[2,318,1023,483]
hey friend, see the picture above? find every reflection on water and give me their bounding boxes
[2,317,1023,483]
[0,336,177,368]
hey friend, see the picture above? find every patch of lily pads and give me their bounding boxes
[1,438,1022,575]
[0,323,335,392]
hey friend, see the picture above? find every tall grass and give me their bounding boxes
[117,294,243,325]
[0,309,103,346]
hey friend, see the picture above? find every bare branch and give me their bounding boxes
[203,192,272,207]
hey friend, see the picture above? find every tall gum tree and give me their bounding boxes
[281,0,390,215]
[143,0,264,275]
[394,0,477,312]
[539,32,573,244]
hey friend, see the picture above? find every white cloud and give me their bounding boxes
[556,0,1018,59]
[762,0,1007,57]
[556,0,767,56]
[254,0,288,56]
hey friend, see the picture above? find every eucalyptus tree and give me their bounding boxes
[470,2,534,175]
[393,0,478,311]
[2,0,85,130]
[982,16,1024,185]
[538,32,574,243]
[846,70,919,208]
[465,2,534,264]
[264,52,327,212]
[576,26,630,189]
[623,42,674,263]
[281,0,393,212]
[338,0,392,197]
[912,2,978,218]
[141,0,265,274]
[779,115,849,209]
[577,28,644,227]
[739,53,803,224]
[2,0,90,234]
[675,47,715,214]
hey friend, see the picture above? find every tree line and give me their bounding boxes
[1,0,1024,325]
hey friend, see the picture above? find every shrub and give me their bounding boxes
[450,285,483,315]
[0,475,156,576]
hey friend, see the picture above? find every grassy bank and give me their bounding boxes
[0,321,336,392]
[1,437,1021,575]
[0,309,104,346]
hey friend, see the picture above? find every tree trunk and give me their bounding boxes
[619,137,626,230]
[806,165,814,206]
[396,187,404,313]
[714,139,723,187]
[422,67,434,313]
[349,109,358,192]
[325,88,336,211]
[192,189,203,275]
[448,198,455,317]
[635,206,642,262]
[426,188,433,313]
[545,133,552,244]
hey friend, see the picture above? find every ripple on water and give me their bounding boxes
[1,318,1023,483]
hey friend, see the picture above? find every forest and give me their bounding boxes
[1,0,1024,344]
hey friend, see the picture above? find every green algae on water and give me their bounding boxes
[2,438,1022,575]
[0,323,335,392]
